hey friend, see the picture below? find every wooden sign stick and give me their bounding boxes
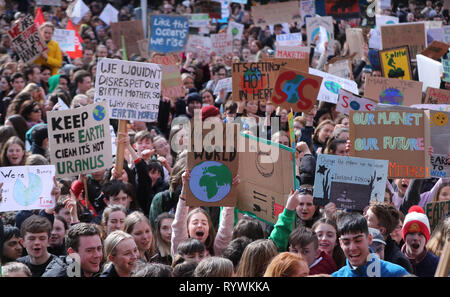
[115,35,128,177]
[82,174,89,212]
[434,240,450,277]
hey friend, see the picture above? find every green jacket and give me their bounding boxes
[268,208,296,252]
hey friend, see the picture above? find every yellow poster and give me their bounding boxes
[379,46,412,80]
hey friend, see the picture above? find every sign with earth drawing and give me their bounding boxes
[186,118,239,207]
[364,76,423,106]
[309,67,359,104]
[379,46,412,81]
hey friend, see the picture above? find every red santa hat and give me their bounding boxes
[401,206,431,242]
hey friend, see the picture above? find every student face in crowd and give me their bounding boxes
[437,185,450,201]
[289,242,319,268]
[183,76,195,90]
[58,76,69,91]
[129,220,153,259]
[78,76,92,93]
[184,250,206,263]
[69,234,103,277]
[314,222,337,256]
[106,210,126,234]
[1,76,10,92]
[245,100,258,115]
[390,218,403,245]
[404,232,426,258]
[188,211,210,244]
[12,76,25,93]
[296,194,316,221]
[339,231,372,268]
[317,123,334,143]
[49,218,66,248]
[331,142,347,156]
[41,68,51,83]
[134,137,153,154]
[41,26,54,43]
[22,231,50,263]
[105,190,131,209]
[365,208,385,236]
[153,137,170,157]
[149,169,161,186]
[159,217,173,245]
[6,142,25,165]
[109,238,139,276]
[3,234,23,261]
[394,178,410,197]
[91,169,106,182]
[56,206,71,225]
[29,104,42,123]
[201,91,214,106]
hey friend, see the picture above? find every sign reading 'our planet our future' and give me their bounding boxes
[95,58,162,122]
[47,102,113,178]
[349,110,431,179]
[0,165,56,212]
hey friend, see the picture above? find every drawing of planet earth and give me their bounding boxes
[379,88,404,105]
[189,161,232,203]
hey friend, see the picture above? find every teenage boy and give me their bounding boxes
[401,206,439,277]
[288,227,337,275]
[43,223,103,277]
[332,212,409,277]
[17,215,64,277]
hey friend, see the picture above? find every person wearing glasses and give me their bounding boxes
[19,99,43,129]
[204,64,227,92]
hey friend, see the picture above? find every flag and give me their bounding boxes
[35,7,45,28]
[65,20,84,59]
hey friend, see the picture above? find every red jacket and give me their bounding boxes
[309,250,338,275]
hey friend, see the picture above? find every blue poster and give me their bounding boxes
[149,15,189,53]
[313,154,388,210]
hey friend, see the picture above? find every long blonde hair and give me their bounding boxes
[123,211,157,261]
[426,217,450,257]
[103,230,134,262]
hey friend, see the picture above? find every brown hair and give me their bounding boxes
[123,211,157,261]
[0,136,26,166]
[186,208,216,255]
[236,239,278,277]
[312,119,335,144]
[20,215,52,238]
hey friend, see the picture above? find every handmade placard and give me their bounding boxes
[94,58,162,122]
[276,33,303,47]
[0,165,56,212]
[425,87,450,104]
[429,110,450,178]
[236,133,294,225]
[349,109,431,179]
[380,22,426,59]
[325,55,353,80]
[111,20,144,57]
[417,54,444,92]
[306,16,334,54]
[214,77,232,95]
[7,14,48,64]
[53,29,75,52]
[210,33,233,57]
[345,28,365,63]
[320,0,360,20]
[313,154,389,210]
[379,46,412,80]
[47,101,113,178]
[150,53,183,100]
[271,66,322,113]
[149,15,189,53]
[425,200,450,232]
[185,35,212,63]
[193,1,221,19]
[309,67,359,104]
[186,118,239,207]
[275,45,310,60]
[364,76,423,106]
[227,21,244,40]
[337,88,377,115]
[421,40,449,61]
[251,1,301,27]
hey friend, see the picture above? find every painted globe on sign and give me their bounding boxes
[379,88,403,105]
[324,80,342,94]
[93,105,106,121]
[189,161,232,203]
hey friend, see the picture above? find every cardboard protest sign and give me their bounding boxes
[251,1,301,27]
[0,166,56,212]
[111,20,144,57]
[349,110,431,179]
[313,154,388,210]
[321,0,360,20]
[36,0,61,5]
[426,200,450,232]
[236,133,294,225]
[137,39,149,59]
[210,33,233,57]
[7,15,48,64]
[47,102,112,178]
[369,28,382,50]
[345,28,365,63]
[150,54,183,100]
[409,104,450,112]
[66,0,90,25]
[186,118,239,207]
[309,67,359,104]
[306,16,334,54]
[53,29,75,52]
[337,88,377,115]
[94,58,162,122]
[187,13,209,28]
[417,54,443,92]
[364,76,423,106]
[185,35,212,63]
[425,87,450,104]
[275,45,310,60]
[149,15,189,53]
[227,21,244,40]
[193,1,221,19]
[271,66,322,113]
[429,110,450,178]
[214,77,232,95]
[442,57,450,83]
[276,33,303,47]
[375,14,399,27]
[421,40,449,61]
[379,46,412,80]
[380,22,426,60]
[325,56,353,80]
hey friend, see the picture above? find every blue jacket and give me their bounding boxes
[332,253,409,277]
